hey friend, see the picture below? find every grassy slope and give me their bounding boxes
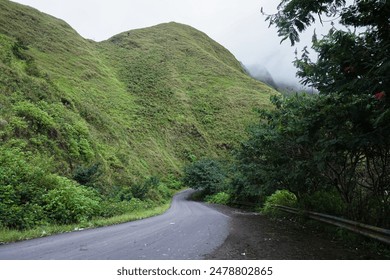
[0,0,277,189]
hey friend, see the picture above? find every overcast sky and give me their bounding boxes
[11,0,332,87]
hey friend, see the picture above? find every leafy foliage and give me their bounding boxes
[182,159,226,195]
[204,192,231,205]
[72,163,102,188]
[0,147,101,229]
[299,189,346,216]
[130,176,158,200]
[0,146,174,229]
[234,92,390,226]
[232,0,390,227]
[114,186,133,202]
[262,190,297,216]
[235,94,325,198]
[43,179,101,224]
[0,147,51,229]
[264,0,389,96]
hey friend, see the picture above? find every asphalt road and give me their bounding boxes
[0,189,230,260]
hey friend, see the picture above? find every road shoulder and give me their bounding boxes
[205,204,384,260]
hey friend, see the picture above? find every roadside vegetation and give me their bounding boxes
[0,200,171,244]
[182,0,389,255]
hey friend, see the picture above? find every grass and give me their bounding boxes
[0,200,172,244]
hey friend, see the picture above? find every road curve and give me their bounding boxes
[0,189,230,260]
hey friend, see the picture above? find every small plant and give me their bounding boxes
[115,186,133,202]
[72,163,102,187]
[205,192,231,205]
[262,189,297,216]
[163,174,182,190]
[11,38,29,60]
[146,183,172,202]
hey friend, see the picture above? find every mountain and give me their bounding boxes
[242,63,278,89]
[243,63,317,95]
[0,0,277,189]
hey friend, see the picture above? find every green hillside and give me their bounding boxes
[0,0,277,230]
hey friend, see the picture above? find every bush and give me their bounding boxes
[182,159,226,195]
[205,192,231,205]
[43,177,101,224]
[0,185,47,229]
[262,189,297,216]
[0,147,53,229]
[190,190,207,201]
[11,38,29,60]
[72,163,102,187]
[115,186,133,201]
[299,189,346,216]
[13,101,57,135]
[129,176,173,203]
[131,176,160,200]
[163,174,182,190]
[145,183,172,202]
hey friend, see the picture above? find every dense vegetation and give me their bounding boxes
[184,0,389,229]
[0,0,276,232]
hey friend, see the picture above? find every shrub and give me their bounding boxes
[132,176,160,200]
[163,174,182,190]
[205,192,231,205]
[190,190,207,201]
[0,147,53,229]
[43,177,101,224]
[72,163,102,187]
[0,185,47,229]
[182,159,226,195]
[131,183,150,200]
[299,189,346,216]
[11,38,29,60]
[25,58,40,77]
[115,186,133,201]
[13,101,57,135]
[262,189,297,216]
[145,183,172,202]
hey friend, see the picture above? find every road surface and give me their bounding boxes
[0,189,230,260]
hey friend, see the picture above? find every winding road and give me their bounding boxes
[0,189,230,260]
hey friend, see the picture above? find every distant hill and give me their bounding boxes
[0,0,277,189]
[243,63,316,94]
[241,63,278,89]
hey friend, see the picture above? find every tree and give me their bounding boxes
[240,0,390,226]
[182,159,226,195]
[263,0,389,96]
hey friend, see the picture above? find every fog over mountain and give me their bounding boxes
[242,63,277,89]
[242,63,316,94]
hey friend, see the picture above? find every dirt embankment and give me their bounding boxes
[205,205,388,260]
